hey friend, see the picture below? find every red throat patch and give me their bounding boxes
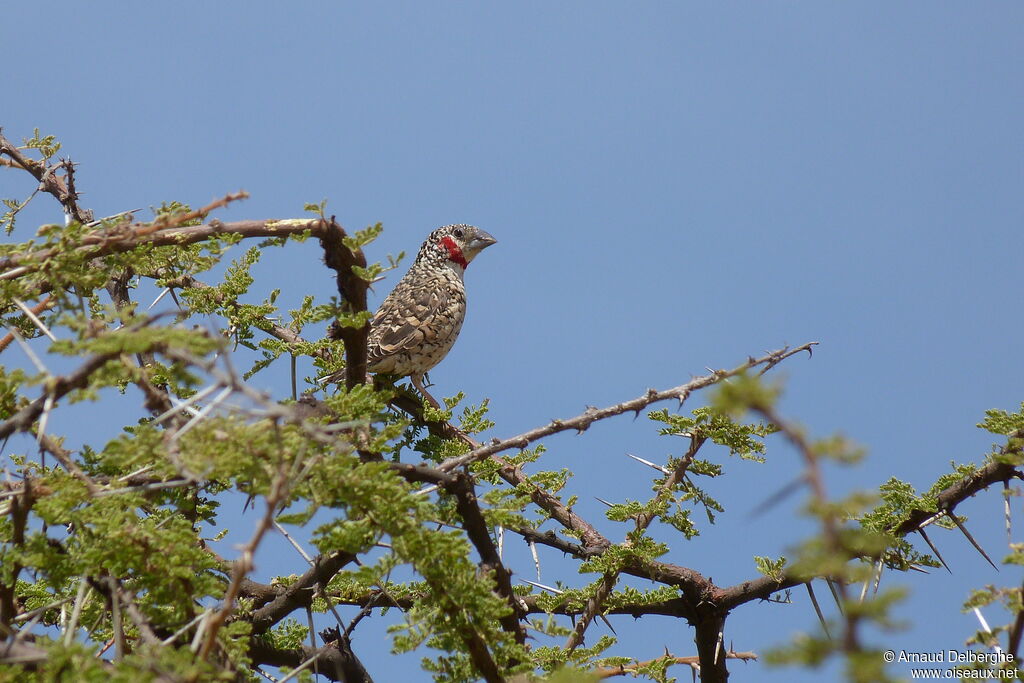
[439,235,469,269]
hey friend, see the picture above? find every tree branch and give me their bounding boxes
[0,351,120,441]
[444,471,528,644]
[250,630,373,683]
[594,649,757,679]
[437,343,818,472]
[317,217,369,389]
[199,460,290,661]
[249,550,357,634]
[0,215,321,283]
[0,130,91,224]
[718,455,1024,612]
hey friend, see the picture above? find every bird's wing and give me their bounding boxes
[368,281,453,363]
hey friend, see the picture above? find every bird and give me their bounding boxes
[327,224,497,408]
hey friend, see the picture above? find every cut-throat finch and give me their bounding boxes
[325,224,497,408]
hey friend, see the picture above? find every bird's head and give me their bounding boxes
[418,224,497,271]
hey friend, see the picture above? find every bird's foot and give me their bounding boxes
[411,374,442,410]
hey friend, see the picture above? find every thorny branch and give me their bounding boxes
[4,135,1021,681]
[716,438,1024,610]
[437,343,818,472]
[317,217,370,389]
[249,551,357,635]
[0,351,122,441]
[443,471,529,644]
[198,459,290,661]
[0,214,319,286]
[594,650,758,679]
[0,130,91,224]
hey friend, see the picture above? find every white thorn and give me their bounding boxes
[170,386,232,443]
[915,511,946,530]
[36,394,55,447]
[0,265,30,280]
[521,579,563,594]
[1004,481,1012,543]
[161,609,210,646]
[12,298,57,341]
[153,383,219,424]
[119,464,155,482]
[9,327,50,374]
[63,577,90,646]
[274,521,314,566]
[626,452,671,475]
[972,607,1004,654]
[87,208,141,227]
[147,287,172,311]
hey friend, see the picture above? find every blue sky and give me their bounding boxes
[4,2,1023,681]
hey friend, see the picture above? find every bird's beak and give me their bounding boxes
[470,229,497,252]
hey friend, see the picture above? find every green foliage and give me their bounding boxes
[24,128,62,159]
[978,402,1024,437]
[304,199,329,219]
[649,405,775,462]
[755,555,787,582]
[1,197,24,235]
[1,135,1019,682]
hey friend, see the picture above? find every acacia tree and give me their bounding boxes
[0,129,1021,682]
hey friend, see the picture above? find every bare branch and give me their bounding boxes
[437,343,818,472]
[249,551,357,634]
[565,572,618,652]
[0,131,92,224]
[444,471,528,644]
[0,351,120,441]
[0,213,327,284]
[594,649,757,679]
[199,461,290,660]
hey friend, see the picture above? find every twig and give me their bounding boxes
[0,132,91,224]
[438,343,818,472]
[198,461,290,660]
[443,471,528,644]
[0,316,175,441]
[594,650,758,679]
[1008,580,1024,658]
[565,572,618,652]
[35,432,98,495]
[104,577,161,646]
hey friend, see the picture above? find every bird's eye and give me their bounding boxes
[453,227,464,238]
